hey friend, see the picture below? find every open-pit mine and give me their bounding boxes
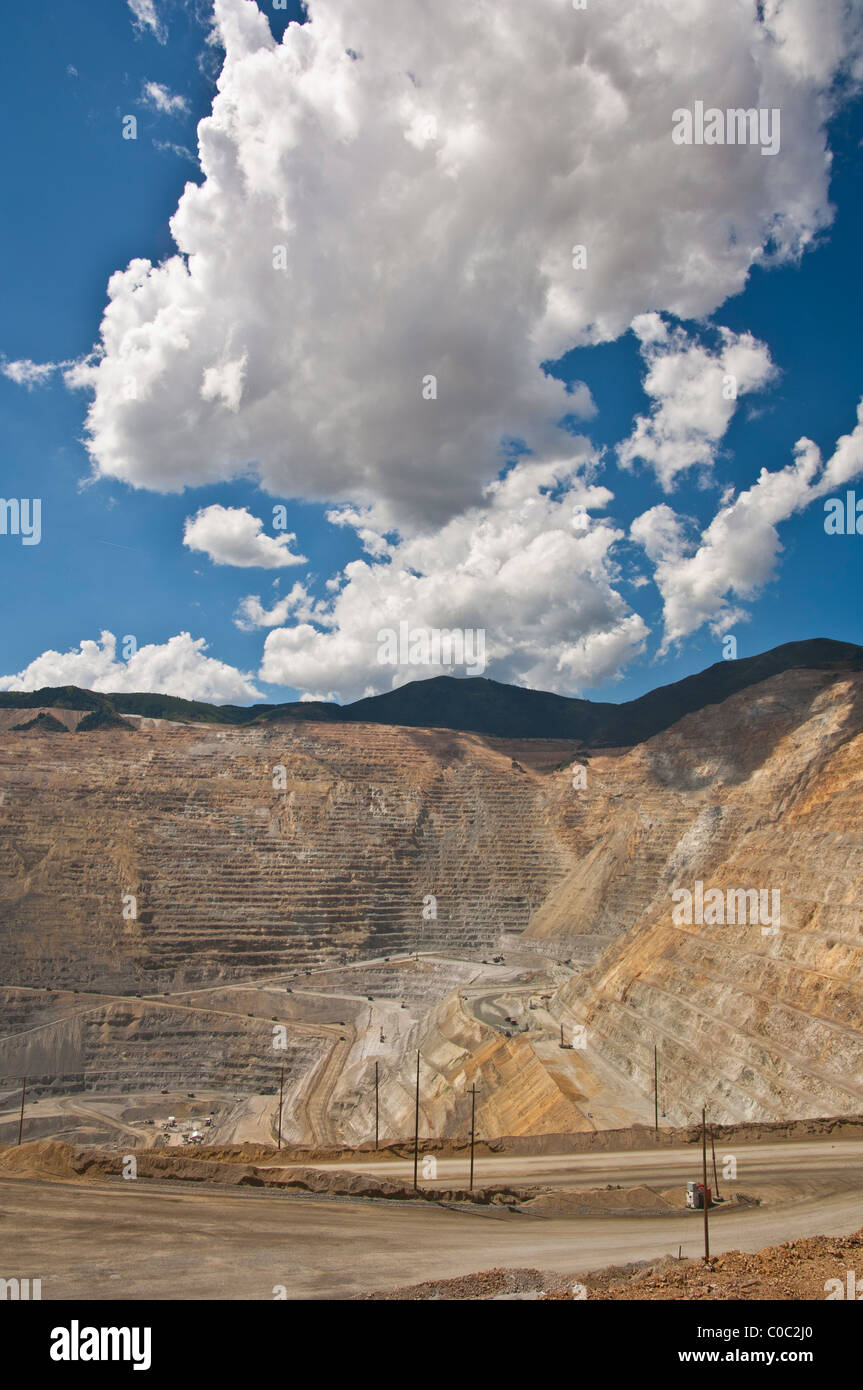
[1,640,862,1298]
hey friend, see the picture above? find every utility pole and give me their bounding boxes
[469,1083,478,1192]
[374,1060,379,1152]
[710,1122,721,1201]
[413,1051,420,1190]
[277,1065,284,1151]
[701,1106,710,1262]
[654,1045,659,1136]
[17,1077,26,1146]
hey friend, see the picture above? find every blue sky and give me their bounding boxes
[1,0,862,707]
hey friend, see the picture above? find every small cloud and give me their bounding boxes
[183,504,308,570]
[127,0,166,44]
[1,358,60,388]
[66,64,78,78]
[141,81,189,116]
[618,317,778,492]
[630,399,863,651]
[152,139,198,164]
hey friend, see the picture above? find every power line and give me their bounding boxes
[413,1050,420,1190]
[701,1106,711,1262]
[17,1077,26,1146]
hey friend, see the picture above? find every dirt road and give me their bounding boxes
[4,1139,863,1299]
[277,1138,863,1200]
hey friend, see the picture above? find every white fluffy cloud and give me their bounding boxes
[618,316,778,490]
[631,399,863,649]
[8,0,863,705]
[142,81,188,116]
[234,582,325,632]
[127,0,166,43]
[153,140,197,163]
[761,0,863,86]
[0,631,263,703]
[2,358,60,388]
[183,504,307,568]
[256,451,648,700]
[68,0,859,531]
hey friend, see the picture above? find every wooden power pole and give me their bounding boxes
[277,1065,284,1151]
[701,1106,710,1261]
[654,1045,659,1135]
[469,1084,478,1191]
[17,1077,26,1146]
[374,1060,379,1152]
[413,1051,420,1190]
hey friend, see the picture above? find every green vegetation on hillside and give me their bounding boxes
[75,707,132,732]
[10,711,69,733]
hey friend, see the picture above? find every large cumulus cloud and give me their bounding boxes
[69,0,856,531]
[7,0,863,703]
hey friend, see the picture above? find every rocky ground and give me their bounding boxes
[359,1230,863,1300]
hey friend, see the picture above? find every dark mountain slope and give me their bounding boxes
[0,637,860,745]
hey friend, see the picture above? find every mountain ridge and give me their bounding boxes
[1,636,861,746]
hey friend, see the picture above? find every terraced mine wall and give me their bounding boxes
[545,669,863,1125]
[0,719,583,991]
[1,664,862,1130]
[330,668,863,1133]
[0,985,327,1120]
